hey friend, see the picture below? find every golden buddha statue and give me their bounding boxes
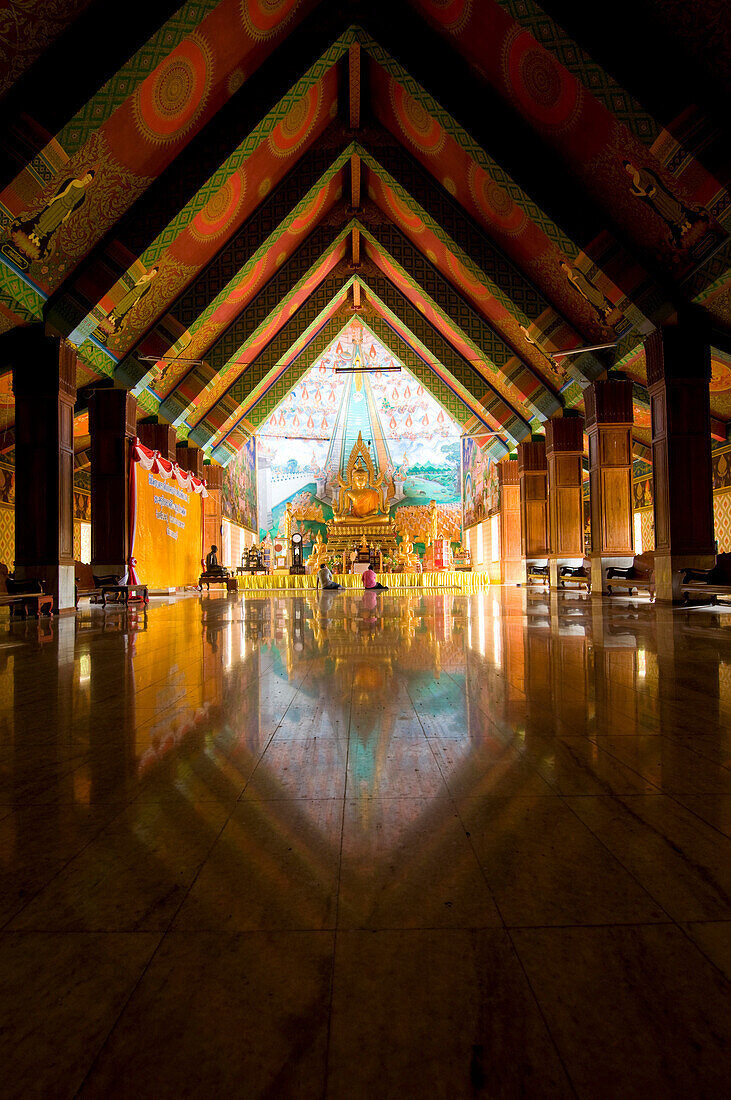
[333,435,389,521]
[397,530,420,571]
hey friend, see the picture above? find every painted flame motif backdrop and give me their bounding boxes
[254,323,463,546]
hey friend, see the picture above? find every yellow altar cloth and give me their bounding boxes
[235,571,489,592]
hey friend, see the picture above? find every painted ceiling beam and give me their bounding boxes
[358,220,563,419]
[159,226,353,427]
[363,271,533,439]
[0,0,184,189]
[188,274,352,448]
[393,4,727,299]
[42,25,354,338]
[115,148,352,393]
[357,278,525,447]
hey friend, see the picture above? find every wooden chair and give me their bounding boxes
[557,560,592,593]
[0,564,53,617]
[680,553,731,605]
[606,552,656,601]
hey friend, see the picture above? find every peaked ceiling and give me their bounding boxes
[0,0,729,468]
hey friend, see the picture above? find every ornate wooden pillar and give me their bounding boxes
[176,443,204,478]
[518,439,549,581]
[546,414,585,588]
[202,462,224,559]
[136,418,176,461]
[585,378,634,593]
[646,322,715,601]
[497,457,521,584]
[89,388,137,579]
[12,332,76,612]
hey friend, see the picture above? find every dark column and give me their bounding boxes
[203,463,224,559]
[12,332,76,612]
[136,418,177,462]
[585,377,634,593]
[497,457,521,584]
[176,443,204,478]
[646,322,715,601]
[546,414,585,588]
[518,439,549,582]
[89,388,137,578]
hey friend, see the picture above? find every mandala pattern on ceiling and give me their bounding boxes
[421,0,473,35]
[240,0,300,41]
[444,250,493,304]
[381,184,425,235]
[503,28,583,133]
[268,82,322,158]
[390,80,446,156]
[468,164,528,238]
[290,183,330,234]
[189,170,246,243]
[133,34,213,146]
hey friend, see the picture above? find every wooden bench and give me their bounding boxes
[75,560,102,606]
[198,569,237,593]
[99,583,149,606]
[680,553,731,605]
[0,565,53,618]
[526,563,549,586]
[557,561,592,593]
[606,552,656,601]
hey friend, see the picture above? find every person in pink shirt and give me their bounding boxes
[362,566,388,590]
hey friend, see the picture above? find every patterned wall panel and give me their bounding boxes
[714,491,731,553]
[0,507,14,568]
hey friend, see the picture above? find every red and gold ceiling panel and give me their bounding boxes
[0,0,317,297]
[368,59,655,335]
[64,67,340,367]
[180,237,349,429]
[366,169,581,365]
[366,241,550,417]
[150,166,345,400]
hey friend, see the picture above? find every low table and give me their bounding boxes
[100,583,149,607]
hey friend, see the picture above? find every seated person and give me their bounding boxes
[317,562,342,590]
[204,544,226,575]
[362,566,388,591]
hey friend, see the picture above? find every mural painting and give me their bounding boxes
[461,436,488,529]
[222,436,257,532]
[256,322,462,554]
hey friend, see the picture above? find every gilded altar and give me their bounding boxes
[326,432,399,552]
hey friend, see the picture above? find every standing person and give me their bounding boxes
[362,566,388,591]
[317,562,342,590]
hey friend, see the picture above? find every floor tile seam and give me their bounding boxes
[558,793,683,927]
[675,919,731,989]
[502,925,580,1099]
[446,773,512,936]
[71,929,168,1100]
[660,728,731,775]
[235,692,299,802]
[581,735,731,796]
[323,666,354,1095]
[165,801,237,935]
[400,679,459,803]
[530,739,669,799]
[0,799,134,933]
[503,918,677,931]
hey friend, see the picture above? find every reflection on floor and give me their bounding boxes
[2,588,731,1096]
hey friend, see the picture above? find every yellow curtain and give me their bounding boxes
[234,572,490,592]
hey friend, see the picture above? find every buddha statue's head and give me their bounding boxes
[352,466,368,490]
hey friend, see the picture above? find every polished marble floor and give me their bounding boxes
[2,587,731,1097]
